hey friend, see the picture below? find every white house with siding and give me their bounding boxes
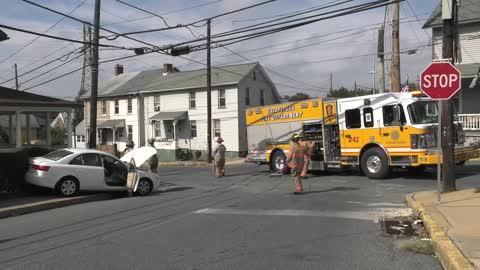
[423,0,480,141]
[424,2,480,108]
[80,63,280,161]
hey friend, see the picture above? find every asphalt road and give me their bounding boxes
[1,162,479,270]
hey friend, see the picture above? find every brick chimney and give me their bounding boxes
[163,63,173,76]
[115,64,124,76]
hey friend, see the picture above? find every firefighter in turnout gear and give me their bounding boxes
[287,134,307,194]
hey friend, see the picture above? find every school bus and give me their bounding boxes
[245,91,480,179]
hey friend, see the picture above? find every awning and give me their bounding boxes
[149,111,188,121]
[97,119,125,129]
[456,63,480,79]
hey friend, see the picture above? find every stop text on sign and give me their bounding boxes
[422,74,459,88]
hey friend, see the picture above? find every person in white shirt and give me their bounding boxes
[212,137,226,177]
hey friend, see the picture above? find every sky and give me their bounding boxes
[0,0,440,99]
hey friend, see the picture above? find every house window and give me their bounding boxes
[82,135,85,142]
[114,100,119,114]
[218,89,226,108]
[101,100,107,115]
[213,119,221,137]
[345,109,361,129]
[253,71,256,80]
[154,121,161,137]
[245,88,250,106]
[154,96,160,111]
[190,120,197,138]
[189,92,196,109]
[127,98,132,113]
[260,89,265,106]
[127,125,133,141]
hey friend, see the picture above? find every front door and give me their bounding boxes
[68,153,104,190]
[380,104,410,154]
[101,155,128,187]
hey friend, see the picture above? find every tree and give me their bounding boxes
[286,92,312,101]
[327,87,371,98]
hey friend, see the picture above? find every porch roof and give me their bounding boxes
[457,63,480,79]
[149,111,187,121]
[0,86,81,108]
[97,119,125,129]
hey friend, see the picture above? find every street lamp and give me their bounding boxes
[369,70,376,94]
[0,29,10,42]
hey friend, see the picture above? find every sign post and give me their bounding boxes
[420,61,461,203]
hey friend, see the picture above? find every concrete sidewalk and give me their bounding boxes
[406,189,480,270]
[158,158,245,167]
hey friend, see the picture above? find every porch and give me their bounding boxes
[0,86,81,149]
[459,114,480,145]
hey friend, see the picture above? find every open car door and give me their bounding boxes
[126,158,139,192]
[120,146,157,192]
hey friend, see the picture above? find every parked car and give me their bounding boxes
[25,147,160,197]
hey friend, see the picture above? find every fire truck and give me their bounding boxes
[245,91,480,179]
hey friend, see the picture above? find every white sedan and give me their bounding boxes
[26,147,161,197]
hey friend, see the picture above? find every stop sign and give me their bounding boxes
[420,62,461,100]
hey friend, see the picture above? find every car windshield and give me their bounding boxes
[42,150,74,161]
[408,101,438,124]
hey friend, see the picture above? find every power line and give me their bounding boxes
[128,4,327,91]
[0,23,134,50]
[103,0,277,40]
[0,47,82,85]
[0,0,87,66]
[103,0,223,27]
[230,0,348,23]
[172,0,400,49]
[114,0,173,28]
[20,0,170,54]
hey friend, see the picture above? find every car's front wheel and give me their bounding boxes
[56,177,79,197]
[135,178,153,196]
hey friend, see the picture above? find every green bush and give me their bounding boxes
[24,146,54,157]
[0,147,54,193]
[0,149,29,193]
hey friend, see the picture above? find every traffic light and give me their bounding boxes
[170,46,191,56]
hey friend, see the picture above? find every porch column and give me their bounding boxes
[46,112,51,146]
[173,120,177,140]
[25,113,31,145]
[8,114,14,145]
[112,128,116,144]
[15,111,21,148]
[67,110,72,148]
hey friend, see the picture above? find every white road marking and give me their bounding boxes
[193,208,412,221]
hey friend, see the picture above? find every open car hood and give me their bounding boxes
[120,146,157,166]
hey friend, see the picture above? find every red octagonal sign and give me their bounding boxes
[420,62,462,100]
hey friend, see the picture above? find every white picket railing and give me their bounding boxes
[459,114,480,130]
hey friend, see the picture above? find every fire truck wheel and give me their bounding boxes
[270,150,287,172]
[361,148,391,179]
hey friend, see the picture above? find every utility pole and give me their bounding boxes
[441,0,457,192]
[372,31,376,94]
[207,19,213,163]
[391,0,401,92]
[14,63,18,91]
[330,72,333,91]
[378,26,385,93]
[89,0,100,149]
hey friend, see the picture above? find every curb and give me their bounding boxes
[405,193,475,270]
[0,193,113,219]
